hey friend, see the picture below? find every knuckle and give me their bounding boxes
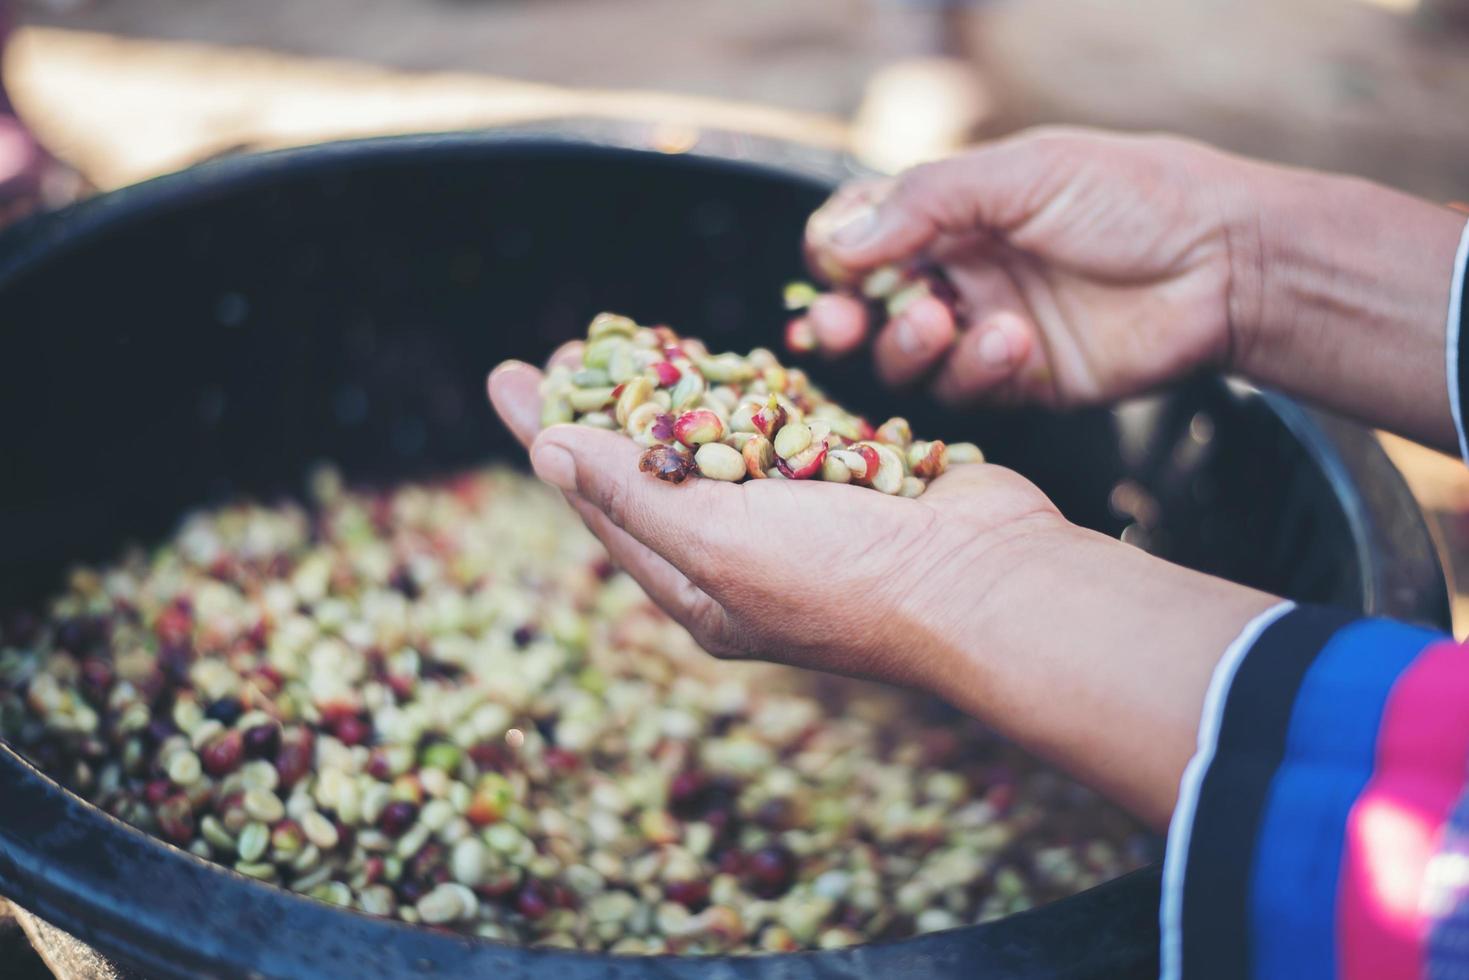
[895,160,948,202]
[895,157,982,232]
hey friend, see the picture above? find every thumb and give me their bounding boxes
[823,139,1050,271]
[528,425,743,584]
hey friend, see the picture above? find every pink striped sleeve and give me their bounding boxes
[1339,639,1469,979]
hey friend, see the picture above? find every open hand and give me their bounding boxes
[488,355,1065,693]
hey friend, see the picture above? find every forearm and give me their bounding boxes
[1228,160,1467,451]
[911,523,1277,829]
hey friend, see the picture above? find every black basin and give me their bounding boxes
[0,128,1450,979]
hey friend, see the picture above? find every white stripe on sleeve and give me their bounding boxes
[1159,600,1296,980]
[1446,216,1469,465]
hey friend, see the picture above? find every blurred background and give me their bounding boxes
[6,0,1468,192]
[2,0,1468,625]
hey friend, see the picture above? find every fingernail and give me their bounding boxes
[895,316,926,355]
[978,327,1013,368]
[489,360,530,386]
[830,203,879,249]
[492,359,529,376]
[531,442,577,493]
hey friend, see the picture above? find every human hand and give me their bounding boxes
[488,354,1063,692]
[800,128,1252,408]
[801,126,1468,451]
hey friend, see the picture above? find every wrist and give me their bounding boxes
[1214,154,1274,373]
[925,522,1276,827]
[887,510,1075,692]
[1225,159,1467,448]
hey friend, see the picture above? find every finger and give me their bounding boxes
[825,141,1045,271]
[810,179,891,231]
[806,179,892,253]
[487,360,545,448]
[806,292,870,355]
[490,364,736,648]
[871,294,959,387]
[560,493,730,646]
[528,424,744,584]
[805,178,893,285]
[547,340,585,372]
[932,311,1035,406]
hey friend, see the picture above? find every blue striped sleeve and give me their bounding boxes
[1162,606,1451,979]
[1248,619,1444,979]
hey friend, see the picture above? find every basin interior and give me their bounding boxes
[0,135,1391,980]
